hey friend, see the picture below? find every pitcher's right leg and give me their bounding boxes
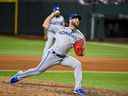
[9,50,59,84]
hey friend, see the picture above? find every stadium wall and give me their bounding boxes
[18,1,91,39]
[0,3,15,35]
[0,0,128,40]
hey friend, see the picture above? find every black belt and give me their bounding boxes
[52,51,66,58]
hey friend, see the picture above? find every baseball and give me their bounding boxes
[54,10,60,16]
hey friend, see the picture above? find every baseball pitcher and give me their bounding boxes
[10,12,86,96]
[42,4,64,57]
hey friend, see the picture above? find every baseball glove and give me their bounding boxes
[73,39,85,56]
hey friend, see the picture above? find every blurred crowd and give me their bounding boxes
[80,0,128,5]
[21,0,128,4]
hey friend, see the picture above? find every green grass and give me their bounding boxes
[86,72,128,92]
[86,42,128,58]
[0,36,43,56]
[0,36,128,58]
[1,71,128,92]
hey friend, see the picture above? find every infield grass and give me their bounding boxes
[0,71,128,92]
[0,36,128,58]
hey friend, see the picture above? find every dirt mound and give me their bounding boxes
[0,77,127,96]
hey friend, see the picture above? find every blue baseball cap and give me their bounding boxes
[52,4,60,12]
[69,13,81,20]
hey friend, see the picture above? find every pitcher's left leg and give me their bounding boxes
[61,56,82,89]
[61,56,86,96]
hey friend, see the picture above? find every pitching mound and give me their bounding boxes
[0,77,127,96]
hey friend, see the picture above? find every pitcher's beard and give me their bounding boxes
[73,23,79,29]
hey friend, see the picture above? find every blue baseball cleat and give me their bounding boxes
[9,71,23,84]
[73,88,86,96]
[10,76,19,84]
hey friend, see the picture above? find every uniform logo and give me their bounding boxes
[59,31,77,40]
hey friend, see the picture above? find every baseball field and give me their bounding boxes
[0,36,128,96]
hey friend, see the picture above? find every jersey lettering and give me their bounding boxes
[59,31,77,40]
